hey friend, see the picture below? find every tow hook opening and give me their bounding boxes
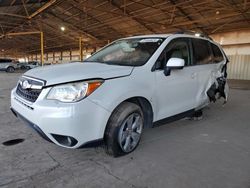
[2,138,25,146]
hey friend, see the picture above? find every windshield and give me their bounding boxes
[84,38,165,66]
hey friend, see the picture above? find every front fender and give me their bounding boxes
[88,70,156,119]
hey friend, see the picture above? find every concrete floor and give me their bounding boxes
[0,72,250,188]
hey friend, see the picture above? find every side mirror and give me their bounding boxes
[164,58,185,76]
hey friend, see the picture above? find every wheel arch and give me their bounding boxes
[6,66,15,71]
[124,97,154,129]
[104,96,154,134]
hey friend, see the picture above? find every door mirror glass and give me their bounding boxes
[164,58,185,76]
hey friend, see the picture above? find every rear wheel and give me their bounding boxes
[6,66,15,73]
[104,102,143,157]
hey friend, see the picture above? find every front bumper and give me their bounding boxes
[10,88,111,148]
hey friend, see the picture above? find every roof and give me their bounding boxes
[124,34,172,39]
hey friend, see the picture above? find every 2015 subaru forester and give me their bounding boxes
[11,33,229,157]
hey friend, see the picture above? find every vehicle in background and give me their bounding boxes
[17,62,28,70]
[0,58,16,72]
[26,61,40,69]
[43,62,51,66]
[16,61,40,70]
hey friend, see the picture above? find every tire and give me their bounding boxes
[6,66,15,73]
[104,102,144,157]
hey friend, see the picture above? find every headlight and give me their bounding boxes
[46,80,103,102]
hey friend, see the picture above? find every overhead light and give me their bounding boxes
[195,33,201,37]
[216,11,220,15]
[1,49,4,52]
[60,26,65,31]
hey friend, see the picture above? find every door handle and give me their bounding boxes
[191,73,197,79]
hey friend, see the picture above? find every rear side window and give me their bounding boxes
[192,39,212,65]
[211,43,224,63]
[0,59,12,63]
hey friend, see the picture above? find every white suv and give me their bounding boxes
[11,34,229,157]
[0,58,16,72]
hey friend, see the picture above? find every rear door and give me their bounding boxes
[0,59,3,69]
[0,59,10,69]
[210,42,229,101]
[191,38,217,107]
[153,38,198,121]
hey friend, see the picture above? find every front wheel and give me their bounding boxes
[104,102,144,157]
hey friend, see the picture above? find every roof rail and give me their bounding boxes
[174,30,213,41]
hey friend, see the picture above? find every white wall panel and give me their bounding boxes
[227,55,250,80]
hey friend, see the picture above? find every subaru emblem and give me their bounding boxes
[21,80,30,89]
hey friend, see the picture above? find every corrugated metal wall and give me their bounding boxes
[227,55,250,80]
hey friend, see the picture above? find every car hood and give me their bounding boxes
[24,62,133,86]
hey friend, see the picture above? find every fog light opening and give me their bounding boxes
[51,134,78,147]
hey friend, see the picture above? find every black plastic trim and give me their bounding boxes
[78,139,104,148]
[153,109,195,127]
[10,108,52,143]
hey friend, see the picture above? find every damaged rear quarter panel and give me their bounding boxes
[195,61,228,109]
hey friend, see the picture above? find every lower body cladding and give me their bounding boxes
[10,89,111,148]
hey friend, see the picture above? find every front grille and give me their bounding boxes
[16,83,42,103]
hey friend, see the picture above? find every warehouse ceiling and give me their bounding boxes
[0,0,249,56]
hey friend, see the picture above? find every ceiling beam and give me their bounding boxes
[10,0,17,6]
[46,12,99,41]
[168,0,207,34]
[21,0,30,17]
[131,12,244,28]
[34,21,76,43]
[28,0,57,19]
[0,13,26,19]
[109,0,155,33]
[63,1,125,37]
[223,0,250,25]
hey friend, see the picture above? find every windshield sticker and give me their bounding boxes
[139,38,161,43]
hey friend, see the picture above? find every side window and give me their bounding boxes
[155,38,190,70]
[0,59,12,63]
[192,39,212,65]
[211,43,224,63]
[0,59,5,63]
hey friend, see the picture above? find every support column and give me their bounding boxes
[79,37,83,61]
[40,32,44,66]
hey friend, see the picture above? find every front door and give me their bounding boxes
[153,38,198,121]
